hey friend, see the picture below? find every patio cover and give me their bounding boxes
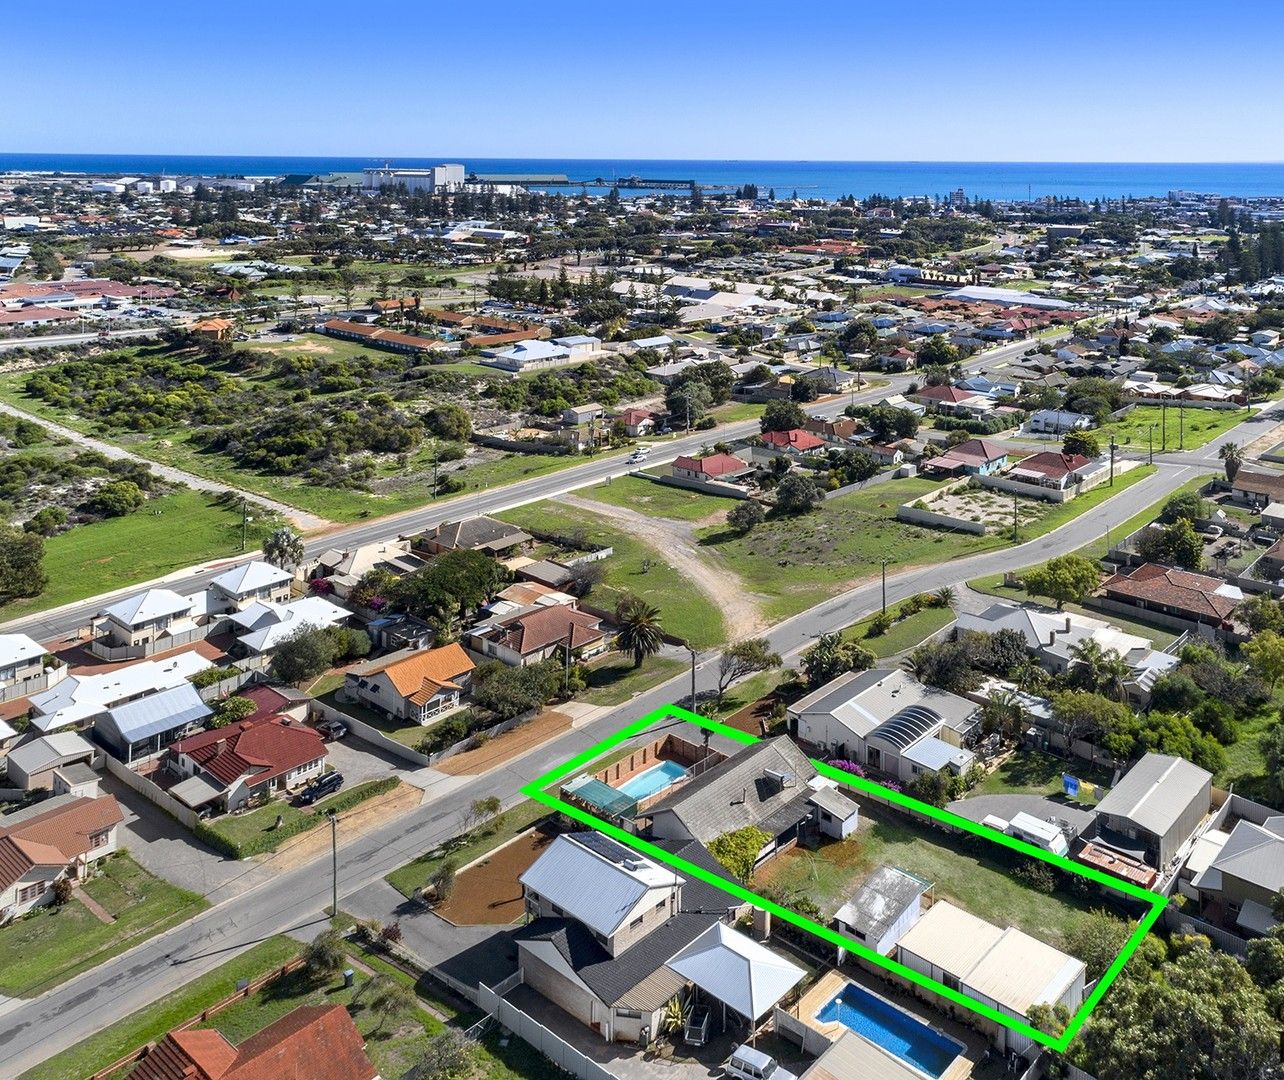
[666,923,805,1022]
[170,773,225,809]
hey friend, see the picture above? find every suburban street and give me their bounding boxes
[0,401,1258,1072]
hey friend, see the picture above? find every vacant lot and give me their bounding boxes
[578,474,737,523]
[1101,403,1248,451]
[0,853,204,998]
[753,805,1103,952]
[844,604,956,658]
[436,824,558,925]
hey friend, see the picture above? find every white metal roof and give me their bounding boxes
[30,652,212,732]
[236,596,347,654]
[0,632,44,669]
[210,560,293,596]
[100,588,192,627]
[963,927,1085,1015]
[666,922,805,1021]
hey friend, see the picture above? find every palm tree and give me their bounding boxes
[614,594,664,668]
[262,526,305,569]
[1068,638,1106,692]
[1219,441,1245,483]
[657,996,689,1041]
[1098,650,1132,703]
[934,586,956,610]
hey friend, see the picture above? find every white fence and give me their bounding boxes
[478,981,616,1080]
[0,665,66,704]
[774,1006,833,1057]
[102,754,199,829]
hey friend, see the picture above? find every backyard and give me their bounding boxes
[753,805,1107,953]
[968,749,1113,804]
[0,853,205,998]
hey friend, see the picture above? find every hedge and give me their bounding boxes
[932,413,1023,435]
[194,777,400,859]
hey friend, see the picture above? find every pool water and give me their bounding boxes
[815,983,962,1078]
[616,760,687,800]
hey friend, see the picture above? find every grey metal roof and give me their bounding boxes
[98,683,211,744]
[1202,819,1284,894]
[5,731,95,775]
[834,865,928,945]
[644,736,816,842]
[1094,752,1211,838]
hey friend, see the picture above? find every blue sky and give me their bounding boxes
[6,0,1280,161]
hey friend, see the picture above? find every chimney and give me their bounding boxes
[1065,616,1073,633]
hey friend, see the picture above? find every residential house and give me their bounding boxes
[467,604,608,667]
[670,452,751,482]
[804,417,860,444]
[0,794,123,921]
[0,632,45,690]
[4,731,97,790]
[343,642,474,723]
[1027,408,1093,435]
[481,339,572,372]
[1231,470,1284,509]
[515,832,804,1044]
[643,737,835,866]
[562,402,606,426]
[1081,752,1212,879]
[207,561,294,611]
[616,407,658,437]
[129,1004,377,1080]
[191,317,234,341]
[1097,563,1241,631]
[920,439,1009,477]
[788,668,979,783]
[896,901,1085,1055]
[93,588,198,653]
[1192,816,1284,937]
[415,516,532,556]
[228,596,350,658]
[308,540,427,600]
[833,865,928,962]
[167,715,328,813]
[95,681,213,762]
[1003,452,1103,494]
[760,428,826,455]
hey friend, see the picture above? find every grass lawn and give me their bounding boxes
[1015,465,1158,542]
[843,604,956,658]
[696,478,1007,622]
[1100,404,1250,452]
[19,936,301,1080]
[0,489,284,620]
[754,806,1105,952]
[386,800,550,899]
[0,853,205,998]
[203,779,398,855]
[316,688,430,748]
[712,401,767,424]
[970,749,1113,804]
[498,502,726,648]
[579,653,687,706]
[704,667,789,721]
[577,474,738,522]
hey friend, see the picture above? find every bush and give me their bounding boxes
[866,611,894,637]
[1014,860,1057,893]
[190,665,244,688]
[86,479,146,517]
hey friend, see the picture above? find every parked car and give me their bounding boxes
[316,719,348,741]
[295,772,344,806]
[1202,525,1224,541]
[724,1044,798,1080]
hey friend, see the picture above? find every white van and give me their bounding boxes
[725,1044,798,1080]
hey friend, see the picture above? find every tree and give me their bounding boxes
[1136,518,1203,571]
[411,1030,476,1080]
[760,400,809,433]
[394,550,509,627]
[801,632,875,689]
[716,638,781,705]
[1050,690,1131,753]
[665,381,712,430]
[23,506,67,537]
[262,526,304,569]
[1219,441,1245,482]
[87,479,145,517]
[863,404,920,442]
[1261,722,1284,801]
[709,826,771,882]
[1062,430,1100,458]
[904,640,979,693]
[1022,554,1100,609]
[463,796,501,832]
[979,689,1026,741]
[1244,630,1284,690]
[425,859,457,902]
[726,500,765,534]
[270,626,339,686]
[471,660,559,718]
[775,473,822,514]
[614,593,664,667]
[211,695,255,728]
[302,930,346,981]
[0,526,46,602]
[1065,910,1133,981]
[367,975,417,1034]
[1238,593,1284,634]
[423,403,472,441]
[1160,490,1204,524]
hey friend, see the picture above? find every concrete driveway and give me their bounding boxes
[322,734,407,787]
[100,772,271,901]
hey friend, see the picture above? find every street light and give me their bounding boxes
[685,642,698,713]
[880,557,889,613]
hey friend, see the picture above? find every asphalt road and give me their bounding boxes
[0,327,162,353]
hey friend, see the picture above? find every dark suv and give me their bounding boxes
[295,771,344,806]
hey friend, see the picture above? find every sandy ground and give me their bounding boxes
[561,493,767,638]
[254,781,422,872]
[434,824,557,925]
[432,709,573,776]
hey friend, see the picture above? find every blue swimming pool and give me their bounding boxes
[617,760,687,800]
[815,982,962,1078]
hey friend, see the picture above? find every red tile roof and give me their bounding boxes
[0,795,123,891]
[1012,451,1091,480]
[492,605,605,656]
[131,1004,375,1080]
[917,385,978,404]
[171,718,325,789]
[760,428,825,451]
[1100,563,1239,622]
[672,452,747,477]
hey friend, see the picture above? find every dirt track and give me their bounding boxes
[561,493,766,639]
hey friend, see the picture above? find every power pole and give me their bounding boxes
[1179,400,1185,451]
[1161,402,1167,451]
[880,557,889,613]
[240,498,249,552]
[328,812,338,917]
[1109,435,1116,486]
[1011,492,1019,543]
[687,644,697,713]
[1148,425,1155,466]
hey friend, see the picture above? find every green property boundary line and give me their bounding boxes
[519,703,1168,1055]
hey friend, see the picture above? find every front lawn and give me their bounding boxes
[577,474,738,522]
[1100,403,1250,452]
[579,653,687,706]
[498,503,726,648]
[844,604,956,658]
[0,489,285,619]
[753,806,1105,952]
[0,853,205,998]
[386,800,551,899]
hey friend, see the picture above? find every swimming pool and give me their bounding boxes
[616,760,687,800]
[815,982,962,1078]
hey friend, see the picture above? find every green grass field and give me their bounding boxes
[577,474,739,522]
[203,779,398,854]
[970,750,1113,804]
[843,604,956,657]
[0,489,284,620]
[498,502,727,648]
[579,654,687,706]
[754,806,1107,952]
[0,854,205,999]
[1100,404,1249,452]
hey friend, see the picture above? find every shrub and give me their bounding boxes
[1014,860,1057,893]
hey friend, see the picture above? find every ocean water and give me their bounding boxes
[5,153,1284,202]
